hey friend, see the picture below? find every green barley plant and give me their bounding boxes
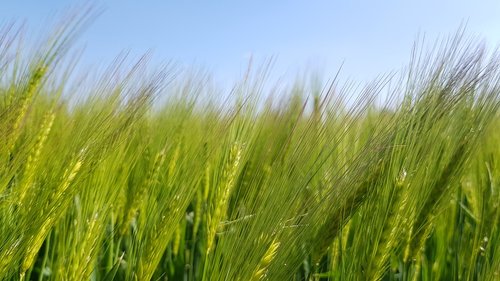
[0,14,499,281]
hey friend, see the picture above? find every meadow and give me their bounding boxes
[0,17,499,281]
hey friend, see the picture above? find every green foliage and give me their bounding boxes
[0,19,499,281]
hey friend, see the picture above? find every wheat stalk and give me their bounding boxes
[250,238,280,281]
[206,143,242,255]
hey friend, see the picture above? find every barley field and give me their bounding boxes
[0,17,499,281]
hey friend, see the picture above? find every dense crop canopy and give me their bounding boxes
[0,15,499,281]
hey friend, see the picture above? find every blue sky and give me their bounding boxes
[2,1,500,88]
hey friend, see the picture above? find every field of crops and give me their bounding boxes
[0,18,499,281]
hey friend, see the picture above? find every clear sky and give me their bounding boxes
[2,1,500,88]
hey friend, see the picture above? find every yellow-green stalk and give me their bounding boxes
[21,155,83,275]
[120,149,166,235]
[18,110,55,206]
[368,170,409,280]
[250,239,280,281]
[8,65,47,155]
[206,143,242,255]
